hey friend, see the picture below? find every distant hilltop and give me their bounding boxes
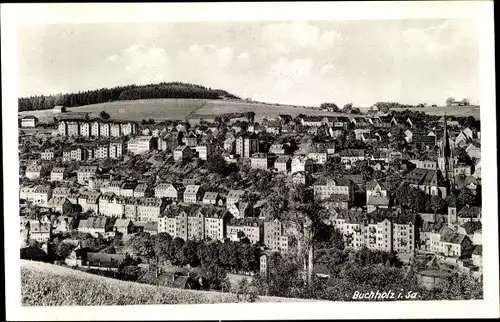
[18,82,241,112]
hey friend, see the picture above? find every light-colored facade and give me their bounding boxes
[50,167,69,181]
[127,136,153,154]
[236,135,259,158]
[77,166,98,184]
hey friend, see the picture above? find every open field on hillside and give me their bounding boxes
[21,260,312,306]
[18,99,346,123]
[391,105,480,118]
[18,99,481,124]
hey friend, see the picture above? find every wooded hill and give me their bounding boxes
[18,82,241,112]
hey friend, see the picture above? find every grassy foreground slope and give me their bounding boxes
[21,260,307,306]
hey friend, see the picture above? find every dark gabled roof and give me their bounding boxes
[366,180,386,191]
[460,221,482,235]
[86,252,125,268]
[472,245,482,255]
[440,231,467,244]
[458,206,481,218]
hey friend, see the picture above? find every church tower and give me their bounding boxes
[438,114,454,185]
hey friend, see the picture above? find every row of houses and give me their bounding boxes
[57,120,138,137]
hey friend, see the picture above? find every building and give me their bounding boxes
[405,169,447,198]
[100,122,110,137]
[274,156,291,173]
[194,143,211,160]
[79,122,90,137]
[77,217,113,237]
[19,186,53,205]
[366,180,390,212]
[291,156,314,174]
[50,167,69,181]
[236,134,259,158]
[437,116,454,183]
[113,219,133,235]
[184,185,203,204]
[21,116,38,128]
[41,150,55,161]
[67,121,80,136]
[291,171,312,186]
[226,190,246,209]
[46,197,72,215]
[133,183,153,198]
[228,201,252,219]
[250,153,271,170]
[110,123,122,137]
[269,144,285,155]
[155,183,184,201]
[339,149,366,167]
[202,192,220,205]
[77,166,98,184]
[120,180,138,197]
[227,218,264,244]
[109,140,124,159]
[79,192,101,214]
[203,208,231,241]
[173,145,194,162]
[127,136,154,154]
[137,198,165,222]
[264,219,293,253]
[54,216,78,233]
[313,178,352,201]
[27,220,52,243]
[25,164,47,179]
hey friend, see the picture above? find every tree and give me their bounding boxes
[429,195,447,214]
[99,111,111,120]
[446,97,455,106]
[342,103,353,113]
[457,189,476,208]
[462,98,470,106]
[246,111,256,123]
[206,154,227,175]
[125,232,154,263]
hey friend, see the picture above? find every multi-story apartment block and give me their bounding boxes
[52,187,71,199]
[227,218,264,244]
[110,123,122,137]
[46,197,73,215]
[127,136,154,154]
[155,183,184,200]
[19,185,53,205]
[134,183,153,198]
[120,122,136,136]
[50,167,69,181]
[291,156,314,174]
[100,122,110,137]
[58,121,68,136]
[25,164,47,179]
[98,193,124,218]
[78,192,101,214]
[21,116,38,128]
[236,134,259,158]
[184,185,202,204]
[274,156,291,173]
[404,168,447,198]
[79,122,90,137]
[67,121,80,136]
[41,149,55,161]
[203,208,231,241]
[250,153,271,170]
[173,145,194,162]
[109,140,124,159]
[137,198,165,222]
[264,219,292,253]
[77,166,98,184]
[226,190,246,209]
[313,177,352,201]
[95,144,109,159]
[120,180,137,197]
[366,180,390,212]
[195,143,212,160]
[90,121,100,136]
[103,180,124,195]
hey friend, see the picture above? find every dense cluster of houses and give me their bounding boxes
[19,110,482,281]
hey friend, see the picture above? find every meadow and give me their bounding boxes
[18,99,481,124]
[18,98,346,123]
[21,260,310,306]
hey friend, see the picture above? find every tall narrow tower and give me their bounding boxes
[438,114,453,184]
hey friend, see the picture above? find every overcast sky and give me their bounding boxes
[18,19,479,106]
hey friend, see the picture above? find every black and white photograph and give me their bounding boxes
[2,2,498,320]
